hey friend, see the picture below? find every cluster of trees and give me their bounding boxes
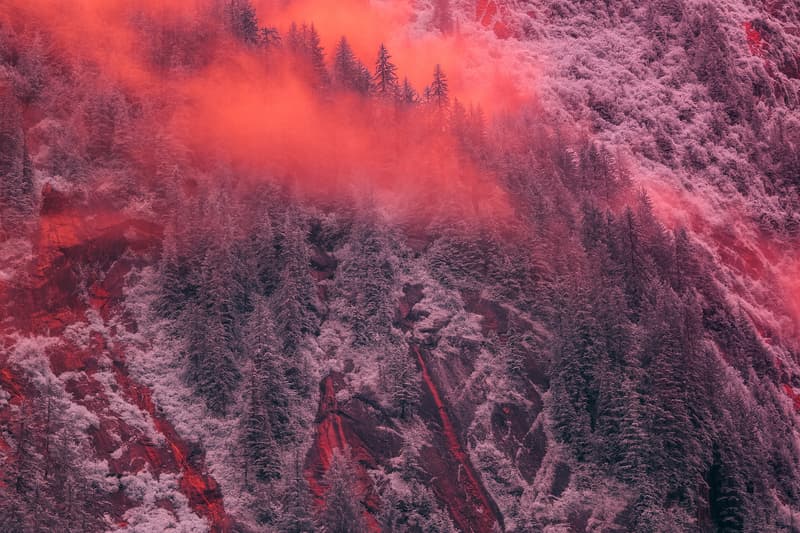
[157,191,318,414]
[4,0,800,530]
[156,190,427,526]
[378,445,455,532]
[488,113,799,529]
[0,90,34,235]
[223,0,454,110]
[0,379,102,532]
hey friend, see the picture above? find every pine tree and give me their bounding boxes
[636,281,704,499]
[373,44,398,97]
[272,210,318,392]
[285,24,330,90]
[333,37,370,94]
[240,361,281,485]
[548,278,600,459]
[384,344,421,418]
[184,301,240,415]
[337,213,396,345]
[248,207,278,295]
[504,323,534,379]
[306,25,330,90]
[246,296,292,442]
[277,455,316,533]
[613,207,649,316]
[429,64,449,108]
[259,26,281,48]
[399,77,418,105]
[319,448,366,533]
[225,0,260,45]
[180,240,243,416]
[0,92,34,225]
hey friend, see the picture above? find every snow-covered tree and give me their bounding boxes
[318,448,366,533]
[272,210,318,392]
[277,455,316,532]
[384,344,421,418]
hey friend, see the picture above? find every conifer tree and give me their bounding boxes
[433,0,454,33]
[272,210,318,392]
[337,213,396,345]
[306,24,330,90]
[333,37,370,94]
[278,455,316,533]
[399,77,418,105]
[225,0,260,45]
[240,360,281,485]
[373,44,398,97]
[246,296,292,442]
[319,448,366,533]
[285,24,330,90]
[0,92,34,223]
[429,64,449,108]
[384,344,421,418]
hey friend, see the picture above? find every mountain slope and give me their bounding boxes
[1,0,799,532]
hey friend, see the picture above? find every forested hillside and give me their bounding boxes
[1,1,799,531]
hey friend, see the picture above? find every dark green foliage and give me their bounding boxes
[245,297,293,443]
[240,361,282,485]
[0,386,101,533]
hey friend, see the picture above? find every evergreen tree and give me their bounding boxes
[613,207,649,316]
[277,455,316,533]
[433,0,454,33]
[285,24,330,90]
[225,0,260,45]
[399,77,418,105]
[319,448,366,533]
[184,300,240,415]
[384,344,421,418]
[245,296,292,442]
[373,44,398,97]
[337,213,396,345]
[259,26,281,48]
[247,206,278,295]
[306,25,329,89]
[548,278,600,459]
[333,37,370,94]
[240,360,281,485]
[0,92,34,225]
[429,64,449,108]
[272,210,318,392]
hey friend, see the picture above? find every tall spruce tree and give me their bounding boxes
[319,448,366,533]
[429,64,449,108]
[373,44,398,97]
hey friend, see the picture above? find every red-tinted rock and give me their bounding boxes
[305,373,387,531]
[0,187,230,530]
[413,344,503,532]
